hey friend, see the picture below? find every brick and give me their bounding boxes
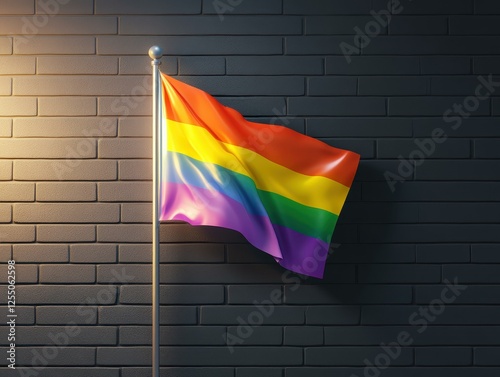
[0,264,37,283]
[431,75,500,95]
[286,367,500,377]
[14,36,95,54]
[285,327,322,346]
[123,368,231,377]
[0,0,34,14]
[421,57,471,74]
[405,0,473,14]
[0,97,36,116]
[203,0,282,15]
[0,77,11,95]
[98,182,151,202]
[36,183,96,202]
[14,347,96,366]
[0,118,11,137]
[0,306,33,324]
[119,56,177,75]
[284,285,412,304]
[179,57,225,75]
[417,161,500,180]
[286,36,360,55]
[201,306,304,325]
[417,244,470,263]
[99,138,151,158]
[414,118,500,137]
[289,97,385,116]
[358,264,441,283]
[308,77,356,96]
[417,286,500,305]
[359,77,429,95]
[327,56,420,75]
[36,0,94,14]
[97,225,151,242]
[96,0,201,14]
[121,16,301,35]
[38,96,97,116]
[451,16,500,35]
[420,203,500,223]
[217,97,286,117]
[0,225,35,242]
[339,202,416,223]
[228,326,283,345]
[443,265,500,283]
[98,97,152,116]
[284,0,371,14]
[98,36,282,55]
[324,326,500,346]
[119,160,152,180]
[2,326,116,345]
[37,306,98,325]
[416,347,472,366]
[14,117,117,138]
[0,138,95,159]
[390,16,448,35]
[119,243,225,263]
[15,75,147,96]
[0,37,11,54]
[475,139,500,158]
[354,160,405,181]
[389,97,489,116]
[37,225,96,242]
[15,285,116,304]
[13,244,68,263]
[476,0,500,13]
[363,182,500,202]
[228,285,282,305]
[1,368,119,377]
[365,36,500,55]
[475,348,500,365]
[14,160,117,181]
[71,244,117,263]
[378,139,470,159]
[120,285,224,305]
[120,326,227,345]
[306,347,413,366]
[0,16,116,34]
[308,118,412,138]
[99,306,197,325]
[118,117,151,137]
[0,204,11,223]
[178,76,304,96]
[0,244,11,261]
[474,57,500,74]
[472,245,500,263]
[121,203,151,223]
[227,56,323,75]
[38,56,118,74]
[305,16,387,35]
[14,203,119,223]
[306,306,360,325]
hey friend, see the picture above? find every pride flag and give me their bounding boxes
[159,73,360,278]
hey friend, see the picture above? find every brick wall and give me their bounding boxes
[1,0,499,376]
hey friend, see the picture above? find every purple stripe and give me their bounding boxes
[160,182,329,278]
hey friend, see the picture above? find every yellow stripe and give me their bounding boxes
[166,120,350,215]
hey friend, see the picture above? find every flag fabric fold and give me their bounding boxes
[159,72,360,278]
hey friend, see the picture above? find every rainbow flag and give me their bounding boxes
[159,73,360,278]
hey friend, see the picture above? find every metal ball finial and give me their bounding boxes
[149,46,163,60]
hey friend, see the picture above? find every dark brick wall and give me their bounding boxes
[1,0,499,376]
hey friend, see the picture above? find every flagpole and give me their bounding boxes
[149,45,163,377]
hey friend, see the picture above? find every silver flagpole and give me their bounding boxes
[149,45,163,377]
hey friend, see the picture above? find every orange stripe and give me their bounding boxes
[161,73,360,188]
